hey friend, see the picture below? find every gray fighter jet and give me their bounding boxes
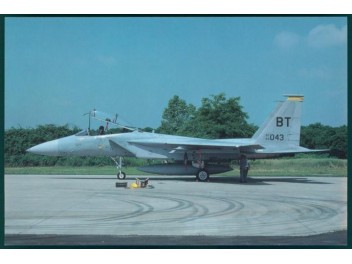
[27,95,328,181]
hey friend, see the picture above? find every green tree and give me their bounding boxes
[158,95,196,135]
[158,93,257,139]
[329,125,347,158]
[191,93,256,139]
[5,124,81,167]
[301,123,347,158]
[301,123,326,149]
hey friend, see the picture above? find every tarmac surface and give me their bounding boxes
[4,174,348,246]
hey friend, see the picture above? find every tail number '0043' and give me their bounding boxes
[265,134,284,141]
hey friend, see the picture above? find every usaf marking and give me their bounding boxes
[276,117,291,127]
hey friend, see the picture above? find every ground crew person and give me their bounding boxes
[98,126,105,135]
[184,152,188,167]
[239,155,249,183]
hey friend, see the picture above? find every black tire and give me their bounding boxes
[117,172,126,180]
[196,169,209,182]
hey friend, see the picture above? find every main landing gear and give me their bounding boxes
[196,169,209,182]
[187,150,210,182]
[111,157,126,180]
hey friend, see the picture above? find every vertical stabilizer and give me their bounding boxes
[252,95,303,148]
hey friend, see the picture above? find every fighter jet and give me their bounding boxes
[27,95,328,181]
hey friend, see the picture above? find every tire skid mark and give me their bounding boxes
[25,191,345,234]
[132,192,242,223]
[122,194,204,224]
[94,199,154,222]
[96,192,245,225]
[90,193,340,227]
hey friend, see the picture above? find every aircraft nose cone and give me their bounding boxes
[27,140,59,156]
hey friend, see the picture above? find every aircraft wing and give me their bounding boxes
[127,138,328,156]
[127,138,264,153]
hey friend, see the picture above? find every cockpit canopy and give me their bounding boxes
[75,130,89,136]
[82,109,137,136]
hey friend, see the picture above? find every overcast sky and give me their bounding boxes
[5,16,347,130]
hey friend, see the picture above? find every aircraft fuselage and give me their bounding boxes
[28,130,292,162]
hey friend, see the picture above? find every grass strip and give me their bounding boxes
[5,158,347,177]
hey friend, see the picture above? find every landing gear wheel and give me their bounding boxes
[117,172,126,180]
[196,169,209,182]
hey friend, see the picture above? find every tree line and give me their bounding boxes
[157,94,347,158]
[4,94,347,167]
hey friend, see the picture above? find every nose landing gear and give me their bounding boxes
[111,157,126,180]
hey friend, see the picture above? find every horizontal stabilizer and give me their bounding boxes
[259,146,330,154]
